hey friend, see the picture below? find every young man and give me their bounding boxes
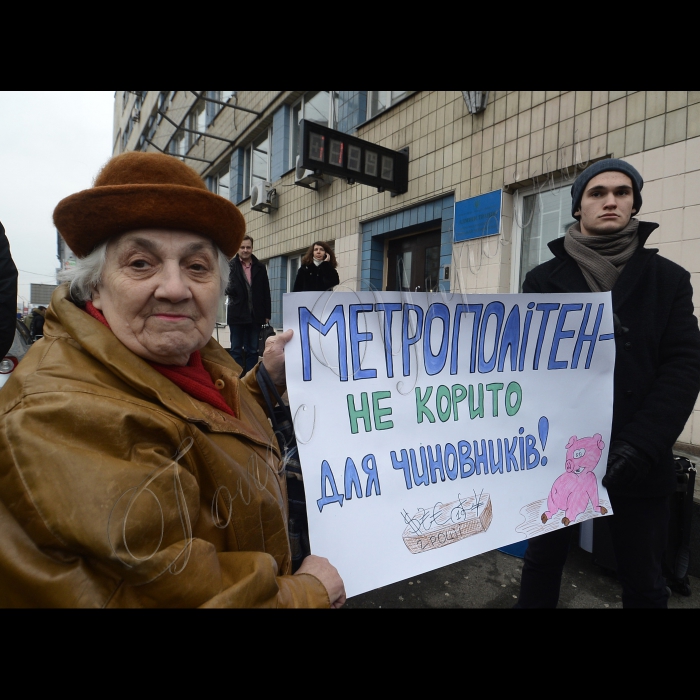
[516,159,700,608]
[225,236,271,374]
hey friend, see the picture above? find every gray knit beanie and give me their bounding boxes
[571,158,643,219]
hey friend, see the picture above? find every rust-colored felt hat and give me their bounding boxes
[53,151,245,258]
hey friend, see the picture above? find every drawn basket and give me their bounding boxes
[402,493,493,554]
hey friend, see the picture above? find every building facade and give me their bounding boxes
[114,90,700,451]
[57,231,77,273]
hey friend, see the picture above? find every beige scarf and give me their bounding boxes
[563,219,640,292]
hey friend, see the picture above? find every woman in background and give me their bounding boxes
[293,241,339,292]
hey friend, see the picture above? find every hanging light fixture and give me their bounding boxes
[461,91,489,114]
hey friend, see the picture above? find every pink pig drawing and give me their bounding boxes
[541,434,609,527]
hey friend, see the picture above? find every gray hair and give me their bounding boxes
[58,239,231,305]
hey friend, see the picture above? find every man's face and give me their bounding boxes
[238,240,253,261]
[575,171,636,236]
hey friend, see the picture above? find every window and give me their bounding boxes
[512,182,577,290]
[140,109,158,151]
[290,91,338,166]
[210,160,231,199]
[368,91,409,119]
[187,101,206,149]
[206,91,234,125]
[170,130,187,160]
[205,91,235,104]
[243,130,270,199]
[121,118,132,152]
[157,91,169,122]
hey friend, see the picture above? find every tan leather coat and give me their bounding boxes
[0,285,329,608]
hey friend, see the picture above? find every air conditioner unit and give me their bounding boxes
[250,181,278,213]
[294,155,333,190]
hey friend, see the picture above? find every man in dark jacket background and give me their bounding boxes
[515,159,700,609]
[30,305,46,340]
[225,235,271,375]
[0,221,18,360]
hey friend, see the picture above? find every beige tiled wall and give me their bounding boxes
[621,137,700,446]
[335,231,363,291]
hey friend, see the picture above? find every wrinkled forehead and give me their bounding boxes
[584,171,633,192]
[108,229,219,257]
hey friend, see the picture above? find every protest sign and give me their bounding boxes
[283,291,615,597]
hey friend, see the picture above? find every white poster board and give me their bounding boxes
[283,291,615,598]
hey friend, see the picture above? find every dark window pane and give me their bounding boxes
[424,245,440,292]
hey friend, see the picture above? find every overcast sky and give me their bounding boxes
[0,91,114,308]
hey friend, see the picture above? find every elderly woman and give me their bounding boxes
[0,152,345,608]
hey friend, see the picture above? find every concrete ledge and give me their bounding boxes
[674,441,700,458]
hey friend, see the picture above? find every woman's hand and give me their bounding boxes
[295,555,346,608]
[324,253,330,262]
[262,328,292,387]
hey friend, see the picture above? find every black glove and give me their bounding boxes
[602,441,651,489]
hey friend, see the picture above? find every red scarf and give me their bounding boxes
[85,302,235,417]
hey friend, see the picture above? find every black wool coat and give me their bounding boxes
[30,313,44,339]
[523,221,700,498]
[225,254,271,326]
[0,222,18,360]
[293,261,339,293]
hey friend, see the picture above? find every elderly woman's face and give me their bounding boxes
[92,230,221,366]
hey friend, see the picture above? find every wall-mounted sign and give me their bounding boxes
[30,283,58,305]
[454,189,502,242]
[299,120,409,195]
